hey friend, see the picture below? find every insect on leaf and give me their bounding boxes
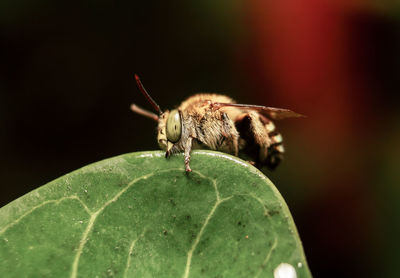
[0,150,312,278]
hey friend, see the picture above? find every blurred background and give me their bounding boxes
[1,0,399,277]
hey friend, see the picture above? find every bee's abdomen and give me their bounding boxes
[266,130,285,170]
[235,113,285,170]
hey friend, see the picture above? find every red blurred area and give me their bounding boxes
[246,0,376,146]
[242,0,386,276]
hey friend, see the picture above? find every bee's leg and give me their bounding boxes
[220,112,240,156]
[236,112,271,162]
[184,136,193,172]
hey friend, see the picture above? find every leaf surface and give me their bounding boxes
[0,150,311,277]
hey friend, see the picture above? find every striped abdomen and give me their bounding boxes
[235,112,285,170]
[263,119,285,170]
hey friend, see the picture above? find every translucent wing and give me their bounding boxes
[212,103,305,120]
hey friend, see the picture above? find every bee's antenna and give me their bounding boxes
[130,103,159,122]
[134,74,163,114]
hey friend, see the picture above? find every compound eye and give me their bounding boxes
[166,109,182,143]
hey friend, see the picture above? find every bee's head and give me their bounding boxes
[130,75,183,155]
[157,109,182,154]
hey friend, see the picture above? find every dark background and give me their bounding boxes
[1,1,399,277]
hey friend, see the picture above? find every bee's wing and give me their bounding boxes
[213,103,305,120]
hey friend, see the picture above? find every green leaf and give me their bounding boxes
[0,150,311,278]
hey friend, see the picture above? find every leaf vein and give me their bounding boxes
[0,196,89,236]
[123,229,147,278]
[70,169,181,278]
[182,171,233,278]
[254,237,278,278]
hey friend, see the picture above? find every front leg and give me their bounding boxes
[184,136,193,172]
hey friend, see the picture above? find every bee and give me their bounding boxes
[130,74,304,172]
